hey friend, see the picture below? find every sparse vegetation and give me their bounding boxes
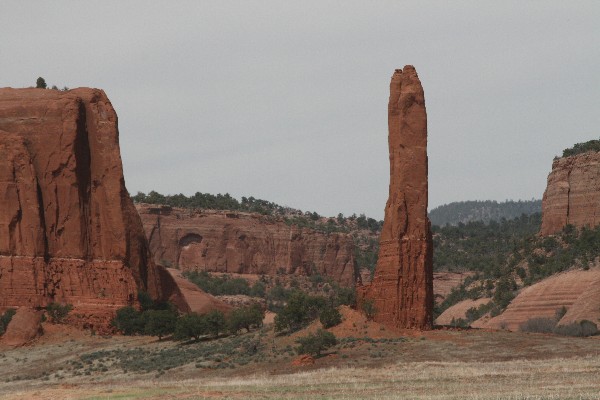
[133,191,301,217]
[520,317,598,337]
[173,313,207,341]
[519,317,557,334]
[143,309,178,340]
[553,320,598,337]
[46,303,73,324]
[432,213,542,276]
[562,138,600,158]
[183,271,255,296]
[430,199,542,226]
[435,214,600,319]
[204,310,227,338]
[36,77,47,89]
[319,305,342,328]
[295,329,337,357]
[519,306,599,337]
[112,306,146,335]
[274,291,327,333]
[361,299,376,321]
[227,304,265,334]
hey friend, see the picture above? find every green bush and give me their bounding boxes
[111,306,145,335]
[519,317,557,333]
[449,317,469,328]
[319,306,342,328]
[36,77,47,89]
[137,291,155,311]
[274,292,327,333]
[555,306,568,321]
[554,320,598,337]
[562,138,600,158]
[205,310,227,337]
[46,303,73,324]
[361,299,376,321]
[173,313,207,341]
[227,304,265,334]
[296,329,337,357]
[183,271,251,296]
[250,281,267,298]
[144,309,178,340]
[335,287,356,307]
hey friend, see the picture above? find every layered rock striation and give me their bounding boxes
[137,204,356,286]
[0,88,167,329]
[474,268,600,331]
[358,66,434,330]
[540,151,600,235]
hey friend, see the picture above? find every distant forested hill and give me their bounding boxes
[429,200,542,226]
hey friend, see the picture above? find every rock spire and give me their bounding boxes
[358,66,434,330]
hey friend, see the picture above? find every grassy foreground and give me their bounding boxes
[2,314,600,400]
[3,355,600,399]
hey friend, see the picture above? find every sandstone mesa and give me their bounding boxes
[137,204,356,286]
[540,151,600,235]
[0,88,184,334]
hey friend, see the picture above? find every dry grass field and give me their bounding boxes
[1,322,600,399]
[3,355,600,399]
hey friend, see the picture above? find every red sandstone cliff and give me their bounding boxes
[540,151,600,235]
[136,204,356,286]
[358,66,434,330]
[0,88,168,330]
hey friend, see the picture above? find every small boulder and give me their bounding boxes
[1,308,43,347]
[291,354,315,366]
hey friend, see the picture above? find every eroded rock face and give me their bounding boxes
[358,66,434,330]
[163,268,232,315]
[0,88,165,329]
[1,307,43,347]
[540,152,600,235]
[137,205,356,286]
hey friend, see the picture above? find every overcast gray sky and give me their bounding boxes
[2,2,599,219]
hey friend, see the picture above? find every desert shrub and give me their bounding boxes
[144,309,178,340]
[296,329,337,357]
[227,304,265,334]
[0,308,17,335]
[266,284,297,313]
[554,320,598,337]
[36,77,47,89]
[46,303,73,323]
[111,306,145,335]
[335,287,357,307]
[361,299,376,321]
[562,138,600,158]
[493,276,517,310]
[205,310,227,337]
[449,317,469,328]
[249,281,267,298]
[319,306,342,328]
[555,306,568,321]
[519,317,557,334]
[174,313,207,341]
[137,291,155,311]
[183,271,251,296]
[274,292,327,333]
